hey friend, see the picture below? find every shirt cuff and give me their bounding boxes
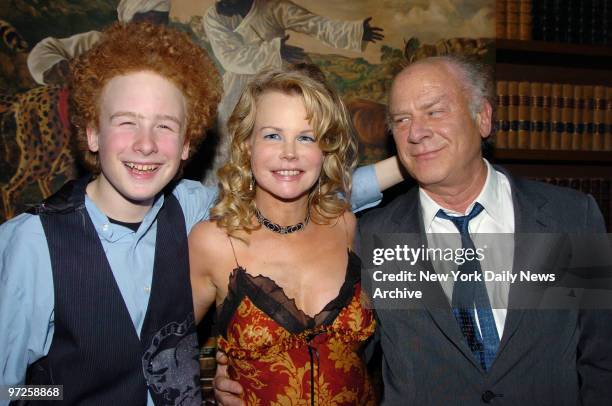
[351,164,382,213]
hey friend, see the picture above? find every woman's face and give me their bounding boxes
[249,90,324,203]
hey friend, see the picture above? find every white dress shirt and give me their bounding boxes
[419,160,515,336]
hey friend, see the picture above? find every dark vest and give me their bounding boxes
[21,177,201,405]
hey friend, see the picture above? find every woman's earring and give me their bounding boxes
[318,178,321,198]
[249,176,255,192]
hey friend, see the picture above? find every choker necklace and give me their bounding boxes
[255,208,309,234]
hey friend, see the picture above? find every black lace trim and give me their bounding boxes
[217,251,361,337]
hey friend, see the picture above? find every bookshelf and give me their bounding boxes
[493,149,612,163]
[492,150,611,178]
[496,39,612,85]
[496,39,612,57]
[493,38,612,230]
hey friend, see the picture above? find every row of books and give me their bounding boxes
[534,177,611,231]
[495,81,612,151]
[496,0,532,40]
[496,0,611,44]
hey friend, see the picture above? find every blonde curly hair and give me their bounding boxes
[211,65,358,237]
[70,22,221,173]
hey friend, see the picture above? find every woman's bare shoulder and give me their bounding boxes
[341,210,357,229]
[340,210,357,248]
[189,220,230,258]
[190,219,226,238]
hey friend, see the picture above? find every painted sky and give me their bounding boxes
[171,0,494,63]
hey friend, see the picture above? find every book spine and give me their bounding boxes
[551,0,568,42]
[605,86,612,151]
[571,85,584,150]
[541,83,552,150]
[581,85,594,150]
[580,0,594,44]
[574,0,587,44]
[530,82,543,150]
[550,83,564,150]
[593,85,606,150]
[605,0,611,45]
[508,81,520,149]
[583,0,597,44]
[507,0,520,39]
[496,80,509,149]
[561,84,575,150]
[541,0,557,41]
[531,0,544,40]
[591,0,604,45]
[565,0,577,43]
[518,81,531,149]
[497,0,508,39]
[519,0,533,40]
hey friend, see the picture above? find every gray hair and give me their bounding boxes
[434,55,495,149]
[428,55,494,120]
[389,55,494,121]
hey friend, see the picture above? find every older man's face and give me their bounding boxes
[388,61,491,193]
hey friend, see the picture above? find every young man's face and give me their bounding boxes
[87,71,188,209]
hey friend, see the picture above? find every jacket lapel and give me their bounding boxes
[495,167,552,357]
[390,187,484,371]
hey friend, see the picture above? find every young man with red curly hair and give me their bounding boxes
[0,22,222,406]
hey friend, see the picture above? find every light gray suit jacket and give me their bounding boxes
[358,169,611,405]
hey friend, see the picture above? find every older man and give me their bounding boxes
[360,55,611,405]
[214,55,612,405]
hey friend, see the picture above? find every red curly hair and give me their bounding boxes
[69,22,221,173]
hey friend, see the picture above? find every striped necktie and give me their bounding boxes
[436,202,500,370]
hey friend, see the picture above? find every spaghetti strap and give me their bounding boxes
[228,236,240,268]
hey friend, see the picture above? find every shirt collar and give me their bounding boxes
[476,159,504,223]
[85,193,166,242]
[419,159,502,230]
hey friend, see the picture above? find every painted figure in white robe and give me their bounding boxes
[202,0,384,184]
[27,0,171,86]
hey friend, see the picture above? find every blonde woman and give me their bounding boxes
[189,66,377,405]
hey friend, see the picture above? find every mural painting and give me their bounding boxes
[0,0,494,221]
